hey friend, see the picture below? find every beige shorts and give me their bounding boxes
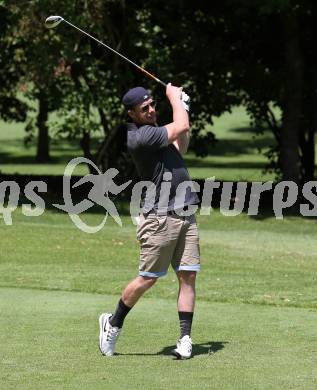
[136,213,200,278]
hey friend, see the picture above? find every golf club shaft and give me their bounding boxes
[62,19,167,87]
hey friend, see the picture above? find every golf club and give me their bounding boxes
[45,15,167,87]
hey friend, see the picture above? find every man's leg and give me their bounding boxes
[172,270,196,359]
[100,213,172,356]
[99,275,157,356]
[110,275,157,327]
[177,270,196,336]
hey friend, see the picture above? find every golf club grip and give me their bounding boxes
[141,69,167,87]
[157,79,167,87]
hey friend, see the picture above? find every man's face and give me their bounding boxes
[128,98,157,125]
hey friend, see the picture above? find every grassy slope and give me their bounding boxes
[0,107,276,180]
[1,210,316,308]
[0,210,317,389]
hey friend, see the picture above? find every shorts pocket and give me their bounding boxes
[137,215,167,242]
[156,215,168,234]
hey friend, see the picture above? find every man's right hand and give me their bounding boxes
[181,91,190,112]
[166,83,182,104]
[164,83,190,146]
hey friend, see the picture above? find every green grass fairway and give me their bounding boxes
[1,288,316,390]
[1,210,317,389]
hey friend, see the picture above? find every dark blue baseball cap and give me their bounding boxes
[122,87,152,109]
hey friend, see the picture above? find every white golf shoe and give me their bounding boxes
[172,335,192,359]
[99,313,121,356]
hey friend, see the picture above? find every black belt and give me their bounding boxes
[167,205,190,216]
[145,205,190,217]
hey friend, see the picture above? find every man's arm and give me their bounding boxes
[173,131,190,155]
[164,83,190,147]
[172,90,190,154]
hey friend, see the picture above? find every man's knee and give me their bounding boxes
[138,275,158,290]
[177,270,197,285]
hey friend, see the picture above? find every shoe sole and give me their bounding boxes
[171,349,191,360]
[99,313,113,356]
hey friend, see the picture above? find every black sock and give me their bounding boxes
[178,311,194,338]
[109,299,131,328]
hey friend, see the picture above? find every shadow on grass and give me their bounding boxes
[17,193,134,216]
[248,205,315,220]
[0,133,275,167]
[230,125,276,134]
[1,151,268,170]
[0,151,82,165]
[184,158,266,169]
[188,133,275,158]
[0,138,87,165]
[116,341,228,357]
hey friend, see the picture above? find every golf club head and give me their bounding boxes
[45,15,64,29]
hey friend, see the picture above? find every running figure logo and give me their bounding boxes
[53,157,131,233]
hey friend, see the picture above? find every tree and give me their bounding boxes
[140,0,316,183]
[2,0,316,183]
[47,1,171,178]
[0,4,28,123]
[2,0,68,162]
[227,0,316,183]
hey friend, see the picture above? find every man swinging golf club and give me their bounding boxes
[45,14,200,360]
[99,83,201,359]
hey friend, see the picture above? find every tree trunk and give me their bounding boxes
[36,90,50,162]
[280,12,303,184]
[299,127,315,182]
[96,123,136,180]
[79,130,99,174]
